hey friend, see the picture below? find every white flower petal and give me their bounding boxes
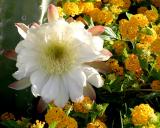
[13,15,108,107]
[41,76,60,103]
[41,76,69,107]
[76,42,101,63]
[30,70,49,97]
[92,36,104,51]
[9,78,30,90]
[47,4,59,22]
[83,66,104,88]
[15,23,29,39]
[53,81,69,107]
[83,83,96,100]
[65,68,86,102]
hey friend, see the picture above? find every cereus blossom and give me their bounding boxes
[10,4,112,107]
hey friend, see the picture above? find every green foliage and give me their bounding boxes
[0,118,31,128]
[48,121,58,128]
[0,120,19,128]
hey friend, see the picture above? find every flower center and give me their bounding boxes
[40,41,77,75]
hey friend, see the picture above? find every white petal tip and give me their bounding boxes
[9,78,31,90]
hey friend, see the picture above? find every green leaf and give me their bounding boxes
[126,12,133,20]
[151,5,158,13]
[83,15,94,27]
[142,27,153,35]
[104,27,117,39]
[0,120,20,128]
[49,121,58,128]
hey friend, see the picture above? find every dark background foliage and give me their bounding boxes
[0,0,41,117]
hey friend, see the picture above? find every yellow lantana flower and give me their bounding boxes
[63,2,80,16]
[30,120,45,128]
[131,104,156,126]
[87,119,107,128]
[151,80,160,90]
[73,96,93,113]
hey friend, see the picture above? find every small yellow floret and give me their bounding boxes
[45,107,66,125]
[57,117,78,128]
[30,120,45,128]
[108,0,124,7]
[87,8,101,22]
[144,10,159,23]
[125,54,143,77]
[73,96,93,113]
[97,10,113,25]
[131,104,156,126]
[63,2,80,16]
[151,39,160,55]
[78,2,94,14]
[137,7,148,14]
[45,106,78,128]
[151,80,160,90]
[113,40,126,55]
[155,56,160,70]
[130,14,149,28]
[57,7,64,17]
[87,119,107,128]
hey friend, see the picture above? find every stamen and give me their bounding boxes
[39,41,77,75]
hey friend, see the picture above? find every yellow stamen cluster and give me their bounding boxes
[73,96,93,113]
[87,119,107,128]
[40,41,77,75]
[155,56,160,70]
[151,80,160,90]
[0,112,15,120]
[131,104,155,126]
[125,54,143,77]
[30,120,45,128]
[45,107,78,128]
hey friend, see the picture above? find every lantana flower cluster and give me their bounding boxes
[2,0,160,128]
